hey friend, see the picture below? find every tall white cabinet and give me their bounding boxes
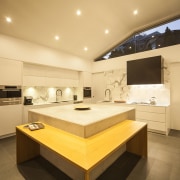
[170,63,180,130]
[0,58,23,138]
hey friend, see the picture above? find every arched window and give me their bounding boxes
[95,18,180,61]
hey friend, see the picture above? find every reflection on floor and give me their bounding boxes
[0,130,180,180]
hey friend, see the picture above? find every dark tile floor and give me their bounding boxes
[0,130,180,180]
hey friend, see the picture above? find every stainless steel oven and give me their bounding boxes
[83,87,91,98]
[0,85,22,105]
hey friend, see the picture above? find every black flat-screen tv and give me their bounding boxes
[127,56,164,85]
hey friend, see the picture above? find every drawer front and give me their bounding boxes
[136,119,165,132]
[136,111,165,122]
[136,105,166,113]
[136,119,148,123]
[148,121,166,131]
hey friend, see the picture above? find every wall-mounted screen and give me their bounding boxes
[127,56,164,85]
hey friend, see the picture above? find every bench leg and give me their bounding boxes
[126,125,147,158]
[16,128,40,164]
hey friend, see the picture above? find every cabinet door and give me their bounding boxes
[23,76,46,86]
[0,105,22,137]
[148,121,165,131]
[136,105,165,113]
[0,58,22,85]
[136,111,165,122]
[80,72,92,87]
[170,63,180,130]
[84,72,92,87]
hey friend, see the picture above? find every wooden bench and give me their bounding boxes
[16,120,147,180]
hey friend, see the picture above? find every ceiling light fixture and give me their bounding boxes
[5,16,12,23]
[133,9,138,15]
[84,47,88,51]
[105,29,109,34]
[54,35,59,40]
[76,9,81,16]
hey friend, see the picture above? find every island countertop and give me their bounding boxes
[28,103,135,138]
[29,104,134,126]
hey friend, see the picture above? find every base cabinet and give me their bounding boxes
[136,105,170,135]
[0,105,22,138]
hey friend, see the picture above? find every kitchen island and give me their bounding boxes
[28,103,135,138]
[16,120,147,180]
[16,104,147,180]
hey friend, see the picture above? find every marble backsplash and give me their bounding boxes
[103,67,170,105]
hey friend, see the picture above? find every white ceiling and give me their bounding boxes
[0,0,179,60]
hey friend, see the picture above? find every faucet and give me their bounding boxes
[105,89,111,101]
[56,89,62,102]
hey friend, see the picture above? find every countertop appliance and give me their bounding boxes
[24,96,33,105]
[0,85,22,105]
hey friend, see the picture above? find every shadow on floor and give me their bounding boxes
[17,152,141,180]
[97,152,141,180]
[169,129,180,138]
[17,156,72,180]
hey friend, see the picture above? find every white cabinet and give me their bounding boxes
[83,98,92,103]
[136,105,170,135]
[23,76,46,86]
[80,72,92,87]
[170,63,180,130]
[23,63,79,87]
[0,58,22,85]
[0,105,22,138]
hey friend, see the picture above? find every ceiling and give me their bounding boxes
[0,0,179,61]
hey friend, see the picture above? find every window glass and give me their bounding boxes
[95,19,180,61]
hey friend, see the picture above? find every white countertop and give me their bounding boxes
[29,103,135,126]
[98,101,170,107]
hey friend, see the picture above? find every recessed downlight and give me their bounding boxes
[133,9,138,15]
[84,47,88,51]
[54,35,59,40]
[105,29,109,34]
[5,16,12,23]
[76,9,81,16]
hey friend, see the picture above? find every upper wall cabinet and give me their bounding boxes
[79,72,92,87]
[23,63,79,87]
[0,58,22,85]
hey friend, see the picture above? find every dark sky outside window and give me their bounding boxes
[95,19,180,61]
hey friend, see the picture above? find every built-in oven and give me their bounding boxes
[0,85,22,105]
[83,87,91,98]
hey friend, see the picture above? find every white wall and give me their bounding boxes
[0,34,92,72]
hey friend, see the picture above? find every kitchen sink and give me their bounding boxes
[101,100,111,102]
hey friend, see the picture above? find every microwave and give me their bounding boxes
[83,87,91,98]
